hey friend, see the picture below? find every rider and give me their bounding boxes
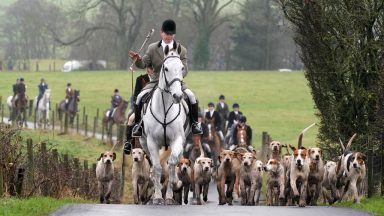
[65,82,72,111]
[205,102,225,144]
[226,103,243,145]
[229,115,253,152]
[128,19,203,138]
[12,78,20,105]
[124,70,150,154]
[215,94,229,132]
[109,89,123,119]
[36,78,48,109]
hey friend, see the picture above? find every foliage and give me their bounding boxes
[0,196,92,216]
[231,0,298,70]
[335,196,384,216]
[279,0,384,195]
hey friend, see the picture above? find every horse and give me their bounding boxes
[7,93,28,127]
[102,100,129,144]
[34,89,51,127]
[58,90,80,125]
[206,119,223,169]
[236,125,248,148]
[139,43,189,205]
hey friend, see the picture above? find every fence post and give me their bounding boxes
[53,61,56,72]
[117,125,125,145]
[64,113,68,134]
[34,110,37,129]
[63,154,70,180]
[51,149,59,197]
[83,160,89,197]
[76,113,80,134]
[261,131,268,159]
[82,106,86,126]
[28,100,33,117]
[55,103,58,119]
[52,111,55,131]
[41,142,49,196]
[73,158,80,195]
[93,117,97,137]
[26,139,34,190]
[15,168,25,196]
[85,115,88,136]
[101,121,105,142]
[1,104,3,123]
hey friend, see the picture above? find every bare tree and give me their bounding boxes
[51,0,145,70]
[186,0,235,69]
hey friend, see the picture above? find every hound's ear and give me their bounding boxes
[97,153,103,161]
[164,45,169,55]
[319,149,323,156]
[301,147,307,150]
[196,158,201,164]
[173,40,177,50]
[188,159,192,166]
[361,153,366,161]
[177,44,181,54]
[112,152,116,161]
[289,144,296,151]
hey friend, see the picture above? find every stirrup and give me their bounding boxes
[192,122,203,135]
[123,140,132,155]
[132,124,142,137]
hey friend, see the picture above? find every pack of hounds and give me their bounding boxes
[97,123,366,207]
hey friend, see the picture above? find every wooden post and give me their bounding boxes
[64,113,68,134]
[53,61,56,72]
[41,142,49,196]
[76,113,80,134]
[117,125,125,145]
[52,111,55,131]
[82,106,86,126]
[85,115,88,136]
[101,121,105,142]
[34,110,37,129]
[93,117,96,137]
[63,154,69,179]
[52,149,59,197]
[15,168,25,196]
[55,103,58,119]
[261,131,268,159]
[1,104,4,123]
[26,139,34,188]
[83,160,89,196]
[73,158,80,193]
[28,99,33,117]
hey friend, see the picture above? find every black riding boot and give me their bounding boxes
[191,102,203,134]
[132,103,143,137]
[124,125,133,155]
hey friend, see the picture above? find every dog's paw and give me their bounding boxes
[203,196,208,202]
[299,200,306,207]
[279,197,285,206]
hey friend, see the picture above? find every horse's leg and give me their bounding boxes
[165,136,183,205]
[147,136,163,205]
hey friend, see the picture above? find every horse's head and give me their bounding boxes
[159,41,185,104]
[74,90,80,102]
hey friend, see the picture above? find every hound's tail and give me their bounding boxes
[297,123,316,148]
[345,133,357,153]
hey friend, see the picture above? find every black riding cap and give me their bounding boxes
[208,102,215,107]
[114,89,119,93]
[233,103,239,108]
[219,95,225,100]
[161,19,176,34]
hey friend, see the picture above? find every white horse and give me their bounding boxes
[34,89,51,127]
[139,44,189,205]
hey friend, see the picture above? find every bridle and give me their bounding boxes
[159,55,183,93]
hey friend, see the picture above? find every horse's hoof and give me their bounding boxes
[151,198,164,205]
[165,198,176,205]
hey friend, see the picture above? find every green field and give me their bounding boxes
[0,70,318,149]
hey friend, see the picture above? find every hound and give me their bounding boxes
[264,158,285,206]
[269,141,282,161]
[322,161,339,204]
[96,151,116,204]
[174,157,194,205]
[337,134,366,203]
[239,152,262,206]
[254,160,264,205]
[131,148,153,204]
[306,147,324,205]
[216,150,237,205]
[289,123,315,207]
[193,156,213,205]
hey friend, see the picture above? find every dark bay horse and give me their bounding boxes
[12,93,28,127]
[58,90,80,125]
[103,100,129,144]
[206,119,223,169]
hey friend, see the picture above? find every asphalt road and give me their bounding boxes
[50,181,373,216]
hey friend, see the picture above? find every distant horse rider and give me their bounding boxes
[36,78,48,110]
[229,115,253,152]
[225,103,243,145]
[65,82,72,111]
[216,94,229,132]
[128,19,203,138]
[205,102,225,144]
[109,89,123,120]
[12,78,20,105]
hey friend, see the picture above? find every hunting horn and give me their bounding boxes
[130,29,155,92]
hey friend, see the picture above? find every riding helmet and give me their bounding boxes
[67,82,71,87]
[232,103,239,108]
[219,95,225,100]
[208,102,215,107]
[238,115,246,123]
[114,89,119,93]
[161,19,176,34]
[20,78,24,81]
